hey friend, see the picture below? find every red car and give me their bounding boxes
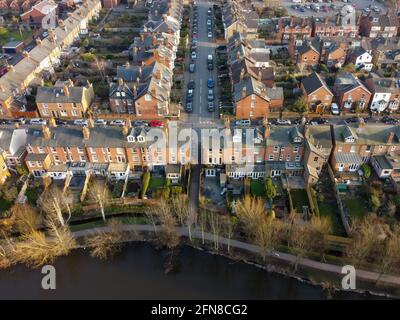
[149,120,164,127]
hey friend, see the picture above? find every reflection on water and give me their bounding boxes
[0,243,373,299]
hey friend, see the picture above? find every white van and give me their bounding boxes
[234,119,251,126]
[331,103,340,115]
[29,118,47,125]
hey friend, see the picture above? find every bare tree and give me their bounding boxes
[92,56,107,82]
[11,204,40,235]
[345,217,379,267]
[87,181,110,221]
[172,195,196,241]
[308,216,332,260]
[221,216,237,253]
[84,219,124,260]
[209,211,221,250]
[41,186,67,226]
[376,233,400,283]
[10,216,76,268]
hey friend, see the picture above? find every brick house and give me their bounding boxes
[312,15,358,38]
[333,72,372,112]
[301,72,333,113]
[330,124,400,176]
[20,0,58,29]
[304,125,333,185]
[359,14,399,38]
[321,41,347,69]
[265,125,305,178]
[277,16,313,43]
[36,82,94,119]
[296,41,320,67]
[109,79,135,114]
[364,74,400,113]
[234,77,283,119]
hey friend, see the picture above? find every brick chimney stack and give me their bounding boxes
[42,125,51,140]
[83,126,90,140]
[387,131,395,145]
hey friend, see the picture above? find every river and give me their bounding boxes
[0,242,378,299]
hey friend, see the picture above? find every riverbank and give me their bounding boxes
[0,242,382,300]
[72,224,400,298]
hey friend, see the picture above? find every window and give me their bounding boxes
[279,154,283,161]
[92,155,98,162]
[268,154,274,161]
[273,145,279,153]
[338,146,343,152]
[366,145,372,152]
[78,147,84,154]
[295,155,300,162]
[72,109,78,116]
[293,146,299,153]
[314,156,319,162]
[286,154,291,161]
[80,155,86,161]
[145,94,152,101]
[350,145,356,153]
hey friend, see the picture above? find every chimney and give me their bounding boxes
[0,84,4,92]
[258,70,262,81]
[87,117,94,128]
[63,85,70,96]
[122,125,129,136]
[14,123,20,129]
[324,16,329,26]
[133,85,137,97]
[151,86,157,96]
[125,61,130,68]
[264,124,271,138]
[42,125,51,140]
[240,68,245,80]
[138,66,142,77]
[155,69,161,80]
[140,34,144,42]
[22,51,29,59]
[118,78,124,86]
[236,51,241,60]
[68,78,74,87]
[36,38,42,46]
[7,65,14,72]
[82,126,90,140]
[242,86,246,99]
[387,131,395,145]
[49,117,57,128]
[152,35,157,46]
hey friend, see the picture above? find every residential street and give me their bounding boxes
[183,1,221,128]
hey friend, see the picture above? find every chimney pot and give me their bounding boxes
[82,126,90,140]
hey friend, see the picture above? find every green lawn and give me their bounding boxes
[25,187,40,206]
[319,201,346,236]
[250,180,265,197]
[344,199,367,220]
[0,197,11,217]
[0,30,33,46]
[149,176,166,191]
[290,189,309,213]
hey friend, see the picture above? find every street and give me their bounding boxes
[183,1,221,128]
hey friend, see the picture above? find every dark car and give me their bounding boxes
[185,102,193,113]
[187,80,195,89]
[189,63,195,73]
[208,63,213,70]
[55,119,68,125]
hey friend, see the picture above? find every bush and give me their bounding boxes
[170,186,183,196]
[141,171,151,199]
[361,163,371,179]
[369,194,381,212]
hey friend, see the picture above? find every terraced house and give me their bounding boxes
[36,81,94,119]
[331,124,400,178]
[0,0,101,118]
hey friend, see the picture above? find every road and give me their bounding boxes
[183,1,221,128]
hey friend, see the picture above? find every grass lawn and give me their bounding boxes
[344,199,367,220]
[250,180,265,197]
[0,197,11,217]
[319,201,346,236]
[25,187,40,206]
[0,30,33,46]
[290,189,309,213]
[149,176,166,191]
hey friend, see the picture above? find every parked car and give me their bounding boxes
[189,63,195,73]
[55,119,68,125]
[207,31,212,38]
[95,119,107,126]
[331,103,340,115]
[185,102,193,113]
[187,88,194,101]
[29,118,47,125]
[234,119,251,126]
[149,120,164,127]
[73,119,88,126]
[207,101,214,112]
[133,120,148,127]
[187,80,195,89]
[207,19,212,26]
[191,51,197,59]
[110,119,126,126]
[207,89,214,101]
[208,63,213,70]
[207,78,214,88]
[275,119,291,125]
[13,117,26,124]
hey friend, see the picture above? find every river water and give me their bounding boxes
[0,243,377,299]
